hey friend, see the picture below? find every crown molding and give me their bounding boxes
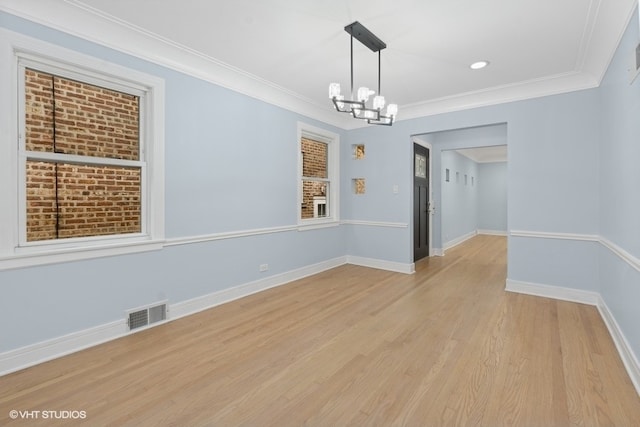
[395,71,600,123]
[0,0,350,129]
[1,0,636,131]
[579,0,639,83]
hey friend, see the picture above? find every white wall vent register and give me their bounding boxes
[127,301,168,331]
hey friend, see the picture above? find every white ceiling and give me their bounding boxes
[1,0,637,128]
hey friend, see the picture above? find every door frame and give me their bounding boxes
[412,137,433,259]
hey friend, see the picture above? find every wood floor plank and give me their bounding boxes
[1,235,639,426]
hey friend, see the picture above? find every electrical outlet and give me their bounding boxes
[259,264,268,272]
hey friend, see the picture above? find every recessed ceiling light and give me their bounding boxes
[470,60,490,70]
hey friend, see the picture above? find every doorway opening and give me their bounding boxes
[412,123,508,261]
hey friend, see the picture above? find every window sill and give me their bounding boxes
[0,239,164,271]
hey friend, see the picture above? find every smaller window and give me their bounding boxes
[297,123,339,225]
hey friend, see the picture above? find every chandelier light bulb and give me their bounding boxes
[373,95,385,110]
[329,83,341,98]
[357,87,374,102]
[335,95,345,110]
[386,104,398,117]
[364,110,376,119]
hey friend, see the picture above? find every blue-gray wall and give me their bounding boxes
[439,146,508,247]
[425,124,508,251]
[344,87,600,288]
[598,8,640,358]
[478,162,508,233]
[441,150,478,245]
[1,7,639,367]
[0,12,348,352]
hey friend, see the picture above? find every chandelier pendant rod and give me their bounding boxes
[350,34,354,101]
[378,50,381,96]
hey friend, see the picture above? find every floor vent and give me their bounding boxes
[127,301,168,331]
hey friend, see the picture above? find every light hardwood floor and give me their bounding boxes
[2,235,640,426]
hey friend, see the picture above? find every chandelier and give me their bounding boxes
[329,21,398,126]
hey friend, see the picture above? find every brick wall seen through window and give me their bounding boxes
[301,137,328,219]
[24,69,141,241]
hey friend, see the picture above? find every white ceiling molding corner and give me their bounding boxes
[0,0,637,130]
[0,0,349,129]
[398,71,600,122]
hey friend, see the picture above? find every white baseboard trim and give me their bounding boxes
[506,279,640,396]
[477,229,507,236]
[596,297,640,395]
[443,230,478,251]
[432,248,444,257]
[0,320,126,377]
[0,256,348,376]
[170,256,347,320]
[505,279,600,305]
[1,254,420,376]
[347,255,415,274]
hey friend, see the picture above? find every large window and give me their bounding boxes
[0,30,164,269]
[23,68,143,242]
[297,123,339,225]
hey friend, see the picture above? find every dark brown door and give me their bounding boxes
[413,143,429,261]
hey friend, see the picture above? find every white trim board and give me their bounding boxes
[0,320,126,376]
[0,253,416,376]
[170,256,347,320]
[477,229,507,236]
[506,279,600,306]
[600,237,640,273]
[1,1,634,130]
[0,2,348,129]
[442,229,507,254]
[347,255,415,274]
[510,230,640,272]
[443,230,477,251]
[0,256,345,376]
[510,230,599,242]
[165,220,408,247]
[506,279,640,397]
[507,229,640,395]
[1,220,407,271]
[597,298,640,396]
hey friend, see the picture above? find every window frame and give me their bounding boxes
[297,122,340,229]
[0,29,165,270]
